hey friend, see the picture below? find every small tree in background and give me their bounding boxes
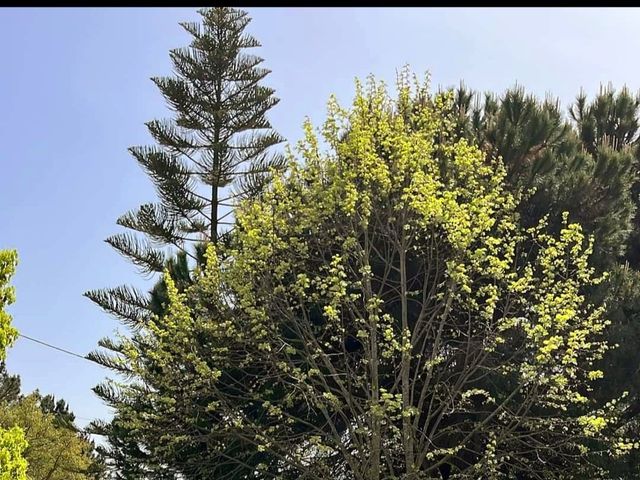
[0,364,20,405]
[0,394,101,480]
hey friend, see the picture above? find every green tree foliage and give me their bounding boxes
[0,394,100,480]
[0,250,19,361]
[88,72,640,478]
[451,85,637,268]
[84,7,284,477]
[90,413,177,480]
[108,74,629,479]
[99,5,284,275]
[454,83,640,478]
[37,393,77,431]
[452,84,573,188]
[570,86,640,478]
[0,425,27,480]
[86,4,283,329]
[568,86,640,270]
[0,363,19,406]
[571,85,640,155]
[0,249,27,480]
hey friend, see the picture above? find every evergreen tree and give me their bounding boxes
[38,393,77,431]
[106,6,284,270]
[90,413,178,480]
[86,5,284,327]
[459,85,573,188]
[570,85,640,266]
[569,86,640,478]
[0,363,20,405]
[570,84,640,156]
[456,83,640,478]
[452,84,637,268]
[85,7,284,477]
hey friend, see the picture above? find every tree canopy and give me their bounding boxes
[0,393,103,480]
[0,250,27,480]
[90,73,633,479]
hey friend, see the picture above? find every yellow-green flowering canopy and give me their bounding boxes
[0,250,18,361]
[134,71,627,478]
[0,426,27,480]
[0,250,27,480]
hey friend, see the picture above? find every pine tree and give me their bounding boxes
[452,84,573,189]
[87,5,284,328]
[570,85,640,266]
[109,6,284,265]
[568,86,640,478]
[456,83,640,477]
[452,84,637,267]
[0,363,20,405]
[570,84,640,155]
[38,393,77,431]
[85,7,284,477]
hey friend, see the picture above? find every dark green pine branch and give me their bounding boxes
[85,8,285,477]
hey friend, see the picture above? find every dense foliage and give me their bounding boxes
[88,74,636,479]
[4,6,640,479]
[451,83,640,477]
[0,250,27,479]
[0,393,103,480]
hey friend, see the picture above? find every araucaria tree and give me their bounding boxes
[135,74,631,478]
[107,6,284,264]
[86,6,285,325]
[85,7,284,476]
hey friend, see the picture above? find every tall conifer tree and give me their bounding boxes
[85,7,284,477]
[86,5,283,337]
[113,7,283,262]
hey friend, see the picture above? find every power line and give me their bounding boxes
[18,333,98,364]
[15,334,106,431]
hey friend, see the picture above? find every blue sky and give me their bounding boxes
[2,7,640,430]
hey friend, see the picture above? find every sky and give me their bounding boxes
[2,6,640,433]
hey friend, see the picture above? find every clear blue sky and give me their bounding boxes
[2,7,640,431]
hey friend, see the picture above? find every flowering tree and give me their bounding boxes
[122,73,631,479]
[0,250,27,480]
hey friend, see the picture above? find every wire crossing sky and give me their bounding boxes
[3,7,640,430]
[18,333,96,362]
